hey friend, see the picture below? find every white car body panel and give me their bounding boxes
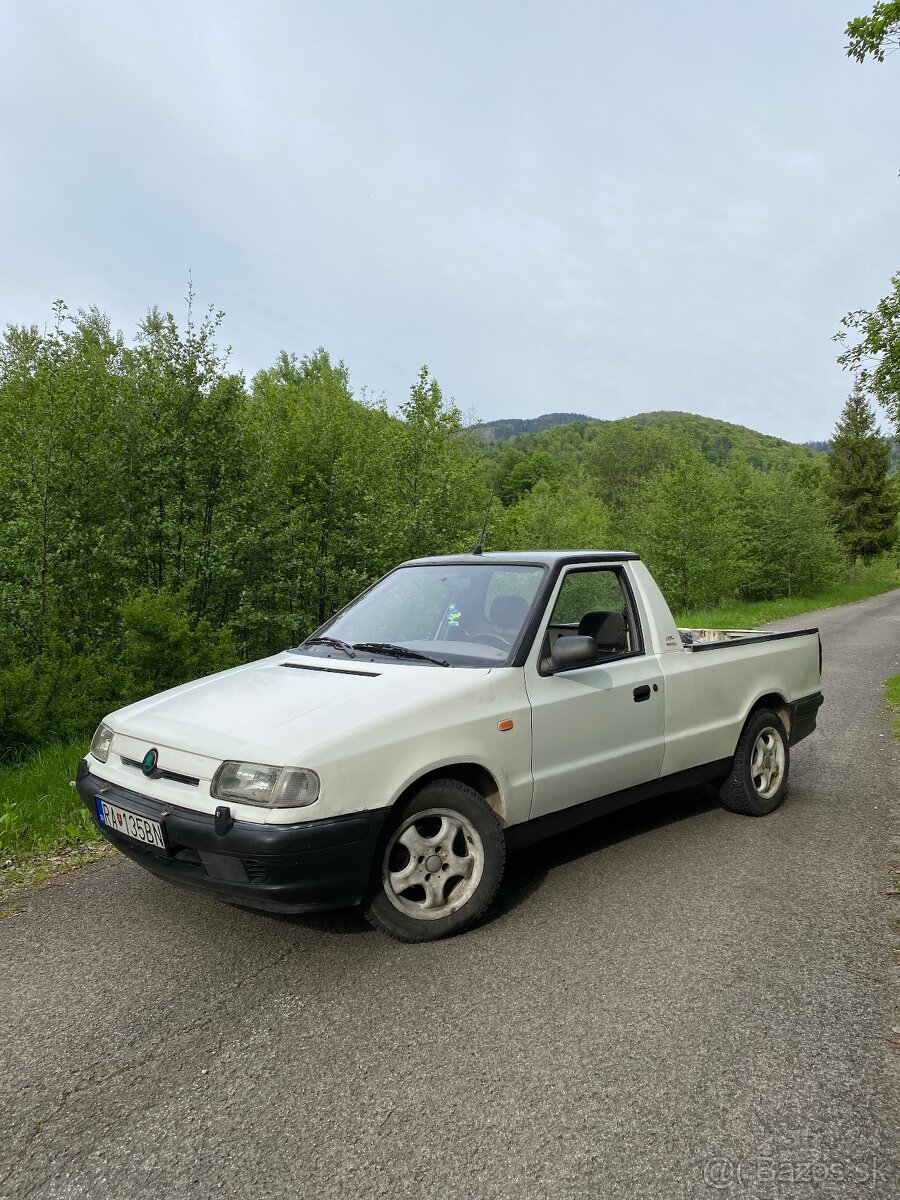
[91,653,534,826]
[659,635,821,777]
[525,655,666,818]
[522,561,667,818]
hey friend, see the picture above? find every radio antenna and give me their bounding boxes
[471,489,495,556]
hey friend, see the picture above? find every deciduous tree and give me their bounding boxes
[836,273,900,437]
[495,475,607,551]
[619,451,740,611]
[845,1,900,62]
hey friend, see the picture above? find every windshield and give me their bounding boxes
[297,563,546,667]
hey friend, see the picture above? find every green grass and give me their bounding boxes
[885,674,900,740]
[0,741,95,860]
[676,576,900,630]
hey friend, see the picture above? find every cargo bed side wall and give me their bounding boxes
[659,635,821,777]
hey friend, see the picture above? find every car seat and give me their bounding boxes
[577,610,627,655]
[488,594,530,635]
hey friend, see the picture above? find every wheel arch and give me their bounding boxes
[745,691,792,739]
[390,763,505,824]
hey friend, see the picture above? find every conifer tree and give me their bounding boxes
[824,388,898,574]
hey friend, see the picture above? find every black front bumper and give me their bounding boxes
[77,760,390,914]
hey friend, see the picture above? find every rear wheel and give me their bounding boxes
[363,778,505,942]
[720,707,790,816]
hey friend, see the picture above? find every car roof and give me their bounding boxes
[401,550,640,568]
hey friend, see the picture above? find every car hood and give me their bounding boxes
[109,652,493,763]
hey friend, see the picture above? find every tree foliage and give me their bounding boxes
[845,1,900,62]
[722,458,845,600]
[584,422,685,507]
[495,475,608,551]
[838,7,900,435]
[0,303,484,755]
[836,271,900,436]
[490,445,561,506]
[823,388,899,570]
[621,452,739,611]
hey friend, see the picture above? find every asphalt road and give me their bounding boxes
[2,591,899,1200]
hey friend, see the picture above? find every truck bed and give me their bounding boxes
[678,626,819,651]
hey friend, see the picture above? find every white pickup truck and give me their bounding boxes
[78,551,823,941]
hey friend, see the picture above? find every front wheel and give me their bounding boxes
[363,778,505,942]
[720,707,790,816]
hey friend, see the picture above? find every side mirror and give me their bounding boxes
[550,635,598,672]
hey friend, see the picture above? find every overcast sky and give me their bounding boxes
[1,1,898,442]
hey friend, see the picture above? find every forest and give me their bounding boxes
[0,297,898,762]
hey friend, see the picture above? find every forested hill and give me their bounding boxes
[473,410,822,472]
[470,412,591,441]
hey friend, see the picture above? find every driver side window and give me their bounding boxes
[545,568,640,659]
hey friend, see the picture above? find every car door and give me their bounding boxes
[524,565,666,820]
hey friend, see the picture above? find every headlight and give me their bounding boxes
[90,722,114,763]
[211,762,320,808]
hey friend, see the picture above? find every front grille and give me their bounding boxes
[120,756,200,786]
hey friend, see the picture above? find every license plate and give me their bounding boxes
[96,797,166,850]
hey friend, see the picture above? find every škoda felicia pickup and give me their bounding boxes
[78,552,823,941]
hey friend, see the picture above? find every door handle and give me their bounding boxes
[633,685,652,702]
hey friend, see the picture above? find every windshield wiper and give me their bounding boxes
[352,642,450,667]
[302,637,358,659]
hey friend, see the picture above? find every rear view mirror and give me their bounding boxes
[550,635,598,672]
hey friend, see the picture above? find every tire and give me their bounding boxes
[720,707,790,816]
[363,778,506,942]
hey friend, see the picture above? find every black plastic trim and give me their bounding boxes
[686,627,820,652]
[507,759,733,850]
[404,552,641,567]
[786,690,824,746]
[120,756,199,786]
[282,661,381,678]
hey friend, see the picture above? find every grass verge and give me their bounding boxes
[0,741,112,909]
[676,576,900,630]
[0,741,94,857]
[885,674,900,740]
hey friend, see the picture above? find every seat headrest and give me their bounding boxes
[489,594,530,631]
[578,610,626,648]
